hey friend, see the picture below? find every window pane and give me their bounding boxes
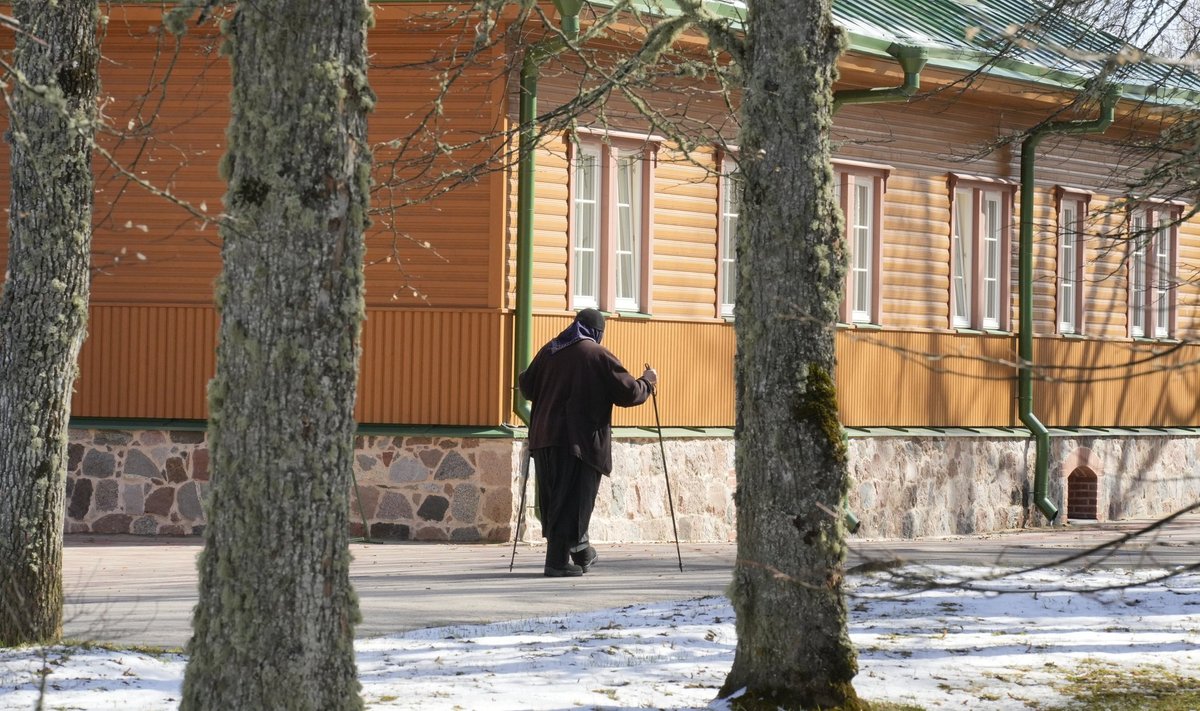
[615,155,641,310]
[721,166,741,315]
[1131,214,1146,336]
[572,150,600,307]
[1154,216,1171,336]
[1059,205,1076,332]
[852,181,873,321]
[952,189,973,326]
[982,194,1001,329]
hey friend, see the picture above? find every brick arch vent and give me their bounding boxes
[1066,467,1098,520]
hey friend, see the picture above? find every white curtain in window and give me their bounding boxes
[1154,215,1171,337]
[1131,213,1146,336]
[852,180,873,322]
[615,154,641,311]
[982,194,1001,329]
[1059,205,1077,333]
[573,149,600,308]
[721,166,740,315]
[952,188,973,326]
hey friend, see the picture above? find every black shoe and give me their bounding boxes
[544,539,583,577]
[544,561,583,577]
[570,545,598,573]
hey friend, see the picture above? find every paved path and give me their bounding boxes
[62,516,1200,648]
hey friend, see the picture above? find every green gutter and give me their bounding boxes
[834,43,928,110]
[832,42,927,534]
[1019,88,1117,522]
[513,0,583,425]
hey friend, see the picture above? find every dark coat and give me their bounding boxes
[518,338,651,475]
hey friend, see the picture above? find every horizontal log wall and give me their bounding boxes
[4,7,1200,431]
[0,5,509,310]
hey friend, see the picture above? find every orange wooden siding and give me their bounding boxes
[835,330,1017,427]
[74,306,510,426]
[1032,338,1200,426]
[839,331,1200,428]
[0,6,508,311]
[529,315,735,427]
[653,147,720,319]
[358,309,510,425]
[74,306,219,419]
[6,7,1200,433]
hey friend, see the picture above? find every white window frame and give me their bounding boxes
[1128,204,1179,339]
[948,174,1014,331]
[568,131,656,314]
[1056,188,1090,335]
[717,153,740,318]
[834,159,890,325]
[571,143,602,310]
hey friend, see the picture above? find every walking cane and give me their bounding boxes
[509,444,532,572]
[646,364,684,572]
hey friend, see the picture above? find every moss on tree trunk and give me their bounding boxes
[0,0,99,647]
[179,2,373,709]
[718,0,863,708]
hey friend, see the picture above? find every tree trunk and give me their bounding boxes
[180,2,372,709]
[718,0,861,708]
[0,0,99,647]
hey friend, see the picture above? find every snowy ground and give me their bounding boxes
[3,565,1200,710]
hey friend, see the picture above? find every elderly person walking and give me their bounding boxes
[518,308,657,577]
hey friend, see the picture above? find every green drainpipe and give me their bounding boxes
[513,0,583,425]
[831,43,925,534]
[833,43,928,112]
[1020,88,1117,521]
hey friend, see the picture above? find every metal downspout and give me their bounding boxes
[833,43,928,111]
[829,43,925,533]
[1019,89,1117,521]
[513,1,582,425]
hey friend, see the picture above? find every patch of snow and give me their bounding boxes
[3,566,1200,710]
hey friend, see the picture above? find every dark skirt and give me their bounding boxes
[532,447,602,544]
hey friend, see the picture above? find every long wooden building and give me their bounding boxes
[3,0,1199,541]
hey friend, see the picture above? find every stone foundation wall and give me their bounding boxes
[65,429,210,535]
[349,435,520,542]
[62,427,1200,542]
[846,433,1200,538]
[846,436,1033,538]
[63,428,737,543]
[1049,435,1200,523]
[514,436,738,544]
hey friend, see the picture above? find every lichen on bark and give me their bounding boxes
[719,0,861,708]
[179,2,372,709]
[0,0,99,647]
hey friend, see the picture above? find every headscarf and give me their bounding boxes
[546,308,606,354]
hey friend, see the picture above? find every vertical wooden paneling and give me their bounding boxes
[74,305,219,419]
[836,330,1017,427]
[1034,338,1200,426]
[528,315,736,427]
[357,309,508,425]
[75,306,508,425]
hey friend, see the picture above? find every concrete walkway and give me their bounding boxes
[62,516,1200,648]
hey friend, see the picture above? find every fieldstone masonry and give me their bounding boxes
[513,436,738,543]
[61,428,1200,541]
[65,429,209,536]
[845,432,1200,538]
